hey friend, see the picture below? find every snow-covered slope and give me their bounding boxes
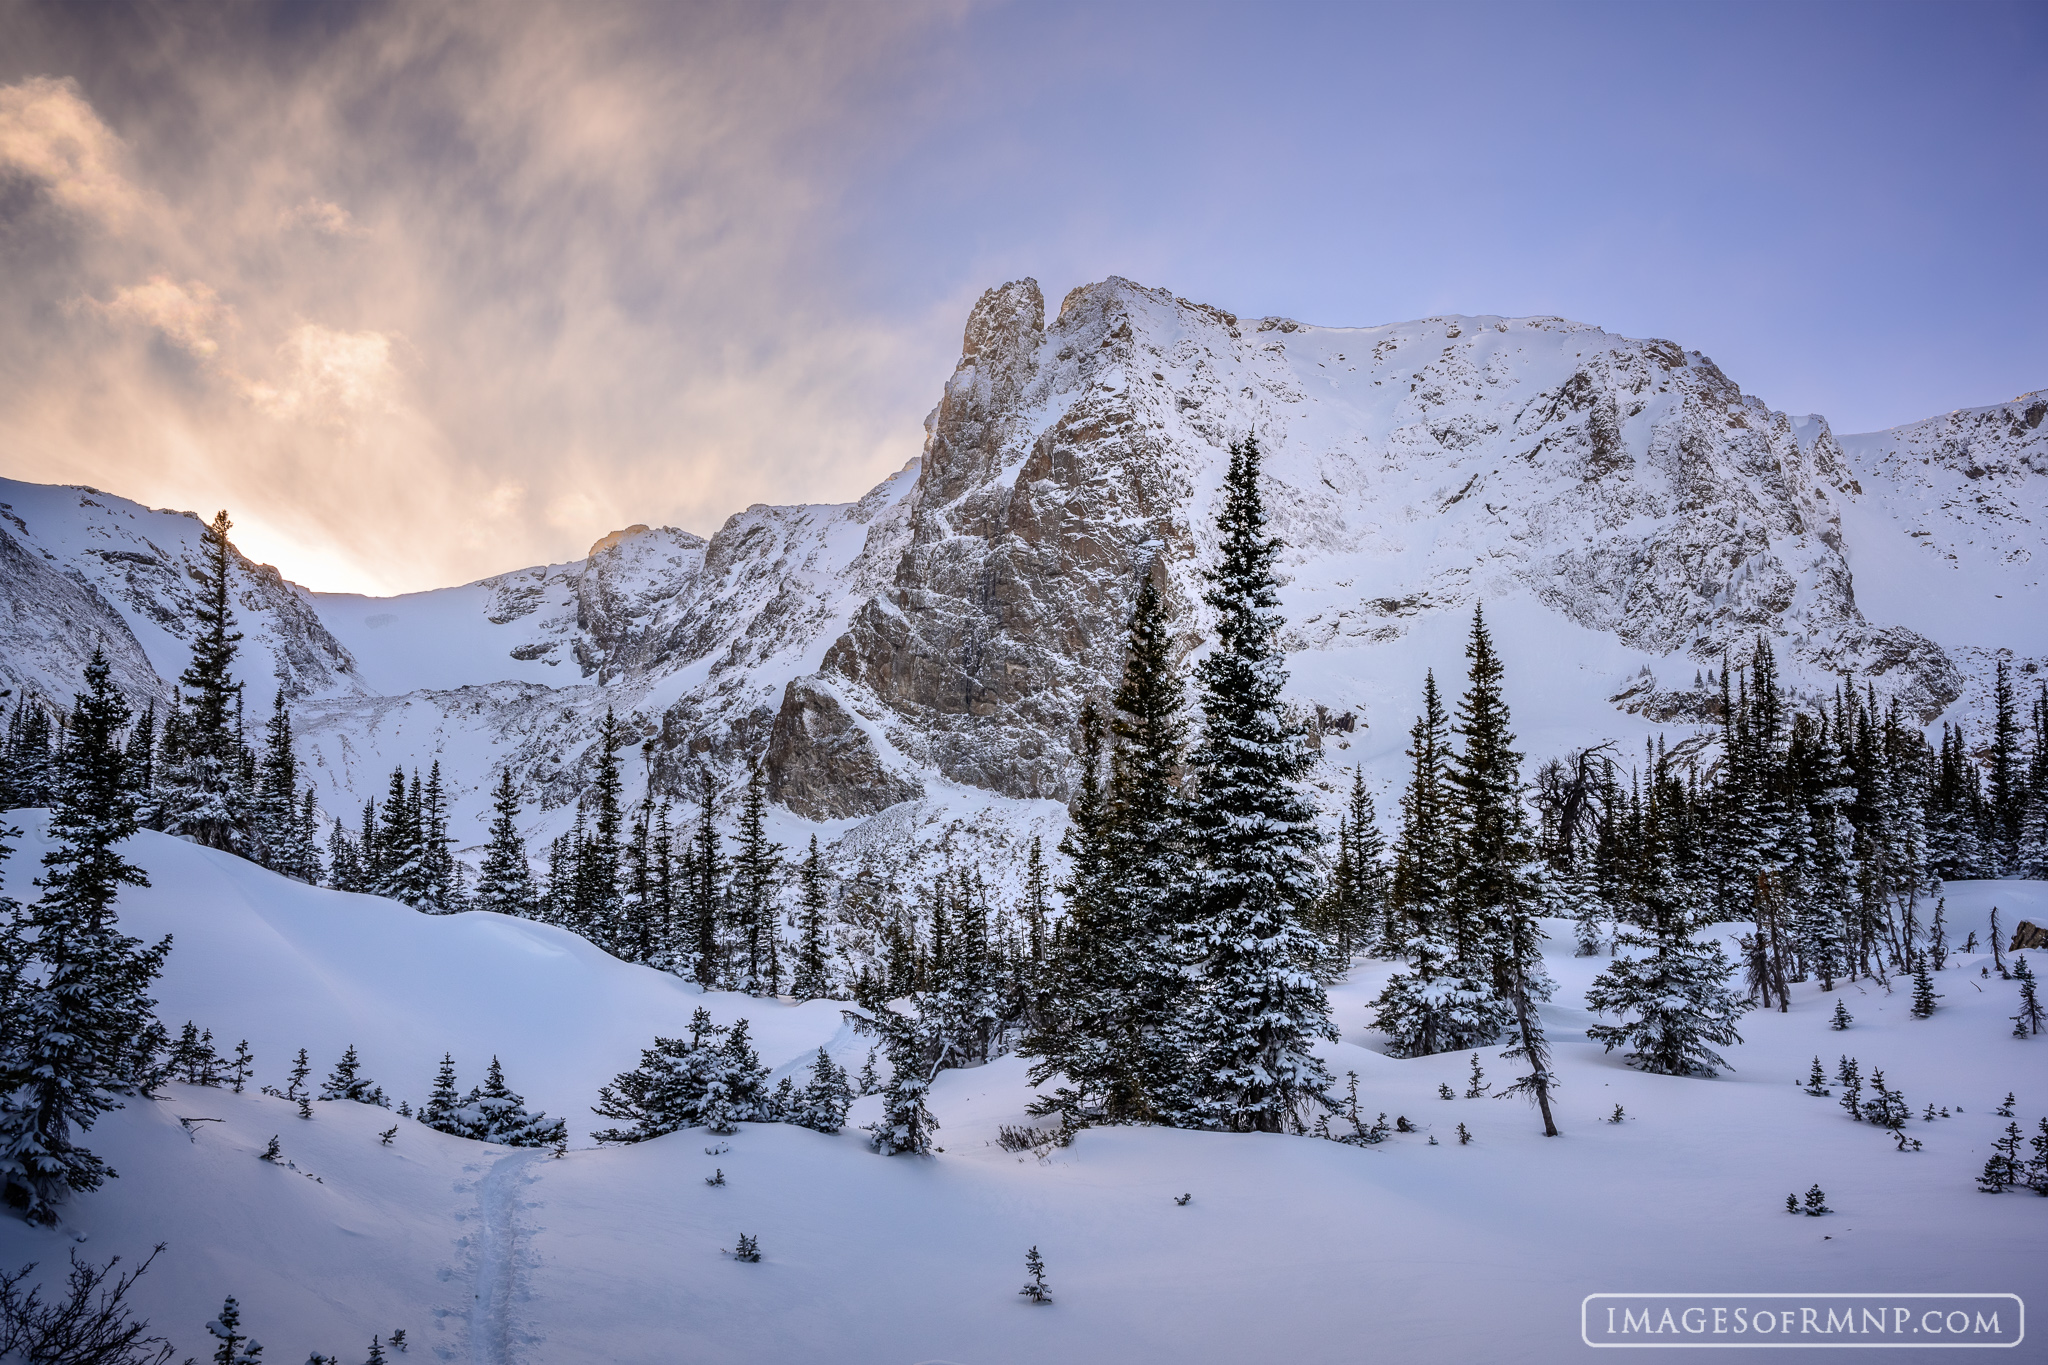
[0,479,362,707]
[1,280,2040,864]
[0,815,2040,1363]
[1832,390,2046,655]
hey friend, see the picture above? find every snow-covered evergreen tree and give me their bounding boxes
[421,1053,463,1134]
[728,762,783,996]
[1180,436,1334,1133]
[790,1047,854,1133]
[685,769,724,988]
[159,511,251,852]
[853,1001,941,1156]
[1585,910,1747,1077]
[0,649,171,1223]
[318,1044,389,1107]
[474,769,536,919]
[791,836,833,1002]
[1373,674,1511,1058]
[592,1009,770,1142]
[442,1056,566,1147]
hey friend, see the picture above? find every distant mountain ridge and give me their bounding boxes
[1,277,2041,865]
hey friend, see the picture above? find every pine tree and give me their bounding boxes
[1585,894,1747,1077]
[1448,605,1543,999]
[0,649,171,1224]
[591,1010,769,1142]
[1026,573,1194,1126]
[575,712,627,946]
[1977,1123,2022,1193]
[421,1053,462,1133]
[1019,1246,1051,1304]
[318,1045,389,1107]
[254,690,302,875]
[728,762,783,996]
[790,836,833,1002]
[687,769,724,988]
[228,1039,254,1093]
[1179,438,1336,1132]
[1830,998,1852,1030]
[700,1019,770,1135]
[374,769,428,909]
[854,1001,941,1155]
[162,511,250,853]
[791,1047,854,1133]
[2014,954,2043,1036]
[1373,674,1511,1057]
[1988,658,2022,871]
[474,769,536,918]
[1909,952,1941,1018]
[1836,1055,1862,1120]
[416,762,456,914]
[443,1057,566,1147]
[205,1294,264,1365]
[1803,1055,1830,1096]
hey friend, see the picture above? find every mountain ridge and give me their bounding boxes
[1,277,2041,868]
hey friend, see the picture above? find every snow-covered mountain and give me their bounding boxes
[1,277,2041,862]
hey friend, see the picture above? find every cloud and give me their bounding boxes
[278,196,366,238]
[245,324,401,428]
[0,9,973,594]
[92,275,231,358]
[0,74,149,230]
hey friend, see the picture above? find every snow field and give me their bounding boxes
[0,826,2043,1362]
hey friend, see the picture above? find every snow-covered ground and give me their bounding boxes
[2,819,2043,1361]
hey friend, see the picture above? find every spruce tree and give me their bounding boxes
[791,836,833,1002]
[575,712,626,946]
[1909,952,1940,1018]
[318,1045,389,1107]
[2014,954,2042,1036]
[474,769,536,918]
[687,769,724,988]
[1448,605,1543,999]
[792,1047,854,1133]
[374,769,427,908]
[1180,436,1334,1132]
[417,761,457,913]
[254,690,302,875]
[422,1053,462,1133]
[1027,574,1193,1126]
[1988,658,2021,871]
[857,1001,941,1155]
[0,649,171,1223]
[1585,890,1747,1077]
[1372,674,1510,1057]
[728,762,783,996]
[162,510,250,852]
[591,1010,769,1142]
[1020,704,1112,1122]
[444,1057,566,1147]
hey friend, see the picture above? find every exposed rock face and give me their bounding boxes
[796,277,1976,805]
[764,676,922,819]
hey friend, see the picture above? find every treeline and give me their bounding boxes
[0,512,329,887]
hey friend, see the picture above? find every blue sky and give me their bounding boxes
[1,0,2042,592]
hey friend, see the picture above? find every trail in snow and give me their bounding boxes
[469,1150,539,1365]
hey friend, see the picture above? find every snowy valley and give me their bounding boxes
[1,278,2046,1362]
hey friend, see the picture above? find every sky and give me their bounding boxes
[1,0,2043,596]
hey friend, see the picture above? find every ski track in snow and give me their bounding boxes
[467,1150,539,1365]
